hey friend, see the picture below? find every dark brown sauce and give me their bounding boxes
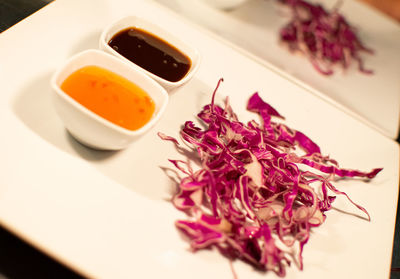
[108,27,191,82]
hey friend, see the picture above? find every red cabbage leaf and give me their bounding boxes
[159,79,382,276]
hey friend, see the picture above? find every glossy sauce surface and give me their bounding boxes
[108,27,191,82]
[61,65,155,131]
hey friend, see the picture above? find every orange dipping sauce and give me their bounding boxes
[61,65,155,131]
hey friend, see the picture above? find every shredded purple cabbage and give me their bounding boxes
[159,79,382,276]
[278,0,374,75]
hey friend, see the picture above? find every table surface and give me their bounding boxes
[0,0,398,278]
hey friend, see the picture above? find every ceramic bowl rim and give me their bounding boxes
[50,49,169,137]
[99,15,201,88]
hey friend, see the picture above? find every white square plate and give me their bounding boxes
[0,0,398,278]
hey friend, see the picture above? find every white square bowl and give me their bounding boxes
[51,49,169,150]
[99,16,201,91]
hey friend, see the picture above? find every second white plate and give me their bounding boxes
[156,0,400,139]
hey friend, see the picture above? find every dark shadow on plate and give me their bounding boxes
[158,166,184,208]
[11,71,118,162]
[65,130,119,162]
[331,206,370,221]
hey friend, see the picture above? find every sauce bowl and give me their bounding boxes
[99,16,201,91]
[51,49,169,150]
